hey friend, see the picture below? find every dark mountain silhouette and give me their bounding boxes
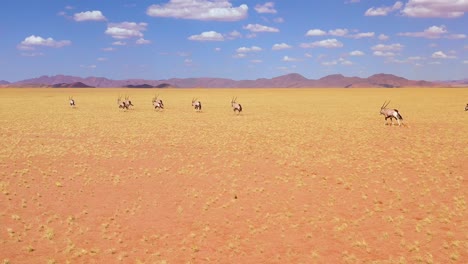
[6,73,449,88]
[0,80,10,85]
[125,83,175,88]
[49,82,94,88]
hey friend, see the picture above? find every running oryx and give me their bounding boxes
[380,100,403,126]
[465,103,468,111]
[192,98,202,111]
[124,95,134,109]
[152,94,164,110]
[231,97,242,114]
[69,96,76,107]
[117,95,129,110]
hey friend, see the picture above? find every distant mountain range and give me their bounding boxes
[0,73,466,88]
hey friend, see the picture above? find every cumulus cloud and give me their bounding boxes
[17,35,71,50]
[255,2,277,14]
[225,30,242,39]
[105,22,147,39]
[350,32,375,39]
[365,1,403,16]
[305,28,373,39]
[300,39,344,48]
[272,43,292,50]
[373,51,396,57]
[371,43,404,51]
[146,0,248,21]
[398,25,466,39]
[401,0,468,18]
[282,56,300,62]
[305,29,327,36]
[329,28,348,36]
[243,23,279,33]
[322,58,352,66]
[188,31,225,41]
[136,38,151,44]
[378,34,390,41]
[73,10,106,21]
[350,50,365,56]
[431,51,456,59]
[236,46,262,53]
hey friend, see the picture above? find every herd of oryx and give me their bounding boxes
[68,94,244,114]
[69,95,468,126]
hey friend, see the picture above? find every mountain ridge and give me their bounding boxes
[0,73,460,88]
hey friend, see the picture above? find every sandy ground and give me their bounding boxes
[0,88,467,263]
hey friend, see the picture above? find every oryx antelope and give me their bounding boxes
[124,95,134,109]
[152,94,164,110]
[117,96,129,110]
[69,96,76,107]
[192,98,202,111]
[231,97,242,114]
[465,103,468,111]
[380,100,403,126]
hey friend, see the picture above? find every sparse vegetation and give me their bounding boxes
[0,88,466,263]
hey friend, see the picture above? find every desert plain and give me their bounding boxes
[0,88,467,263]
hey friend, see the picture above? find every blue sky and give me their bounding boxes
[1,0,467,82]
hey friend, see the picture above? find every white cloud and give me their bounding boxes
[431,51,456,59]
[73,10,106,21]
[251,59,262,63]
[136,38,151,44]
[255,2,277,14]
[373,51,396,57]
[371,43,404,51]
[188,31,224,41]
[305,29,327,36]
[463,60,468,64]
[350,50,365,56]
[97,57,108,61]
[243,23,279,33]
[105,22,147,39]
[146,0,248,21]
[398,25,466,39]
[233,53,247,58]
[447,34,466,39]
[321,58,352,66]
[300,39,344,48]
[365,1,403,16]
[306,28,372,39]
[401,0,468,18]
[378,34,389,41]
[282,56,300,62]
[304,53,313,58]
[350,32,375,39]
[17,35,71,50]
[225,30,242,39]
[398,25,447,38]
[272,43,292,50]
[329,28,348,36]
[236,46,262,53]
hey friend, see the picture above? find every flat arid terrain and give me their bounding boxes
[0,88,467,263]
